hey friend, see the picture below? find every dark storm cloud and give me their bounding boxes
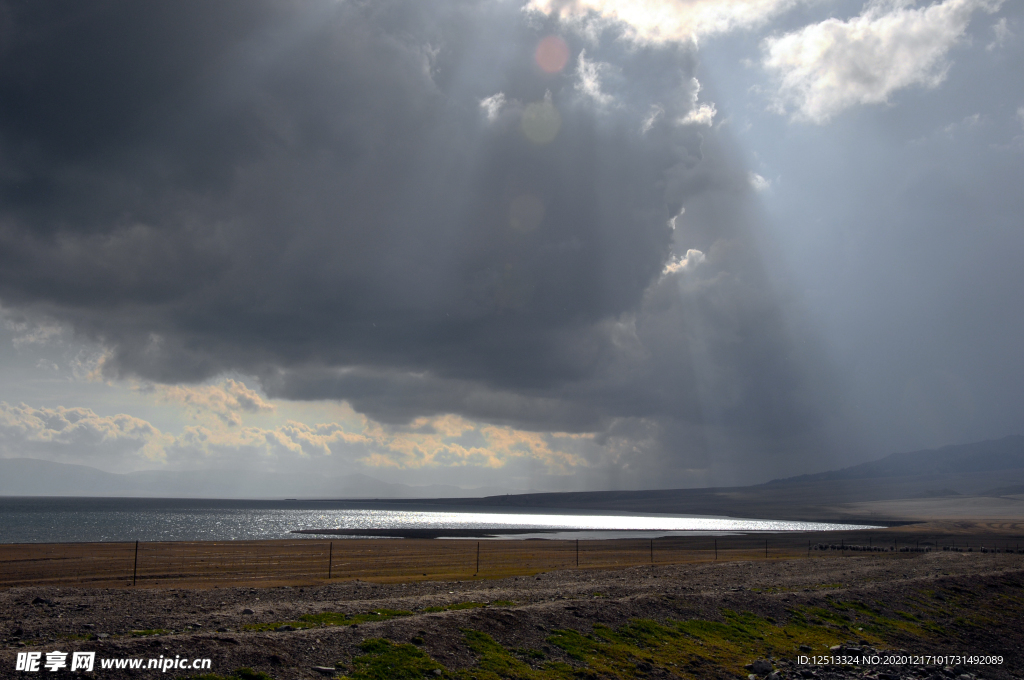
[0,0,836,476]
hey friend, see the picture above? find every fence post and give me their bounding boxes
[132,541,139,586]
[476,542,480,575]
[765,539,768,559]
[714,538,717,561]
[328,542,333,580]
[576,539,579,568]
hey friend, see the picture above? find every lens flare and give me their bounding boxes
[535,35,569,73]
[521,100,561,144]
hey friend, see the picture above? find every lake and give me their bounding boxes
[0,496,878,543]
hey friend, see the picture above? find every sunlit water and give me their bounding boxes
[0,497,878,543]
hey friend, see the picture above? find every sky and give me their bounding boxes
[0,0,1021,494]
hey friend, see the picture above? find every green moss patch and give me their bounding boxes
[338,638,447,680]
[451,610,853,680]
[459,629,565,679]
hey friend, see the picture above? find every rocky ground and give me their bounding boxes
[1,551,1021,680]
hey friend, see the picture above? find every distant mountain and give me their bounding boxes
[398,435,1024,521]
[0,458,520,499]
[764,435,1024,485]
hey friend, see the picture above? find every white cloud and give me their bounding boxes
[763,0,1004,124]
[679,78,717,126]
[147,378,274,426]
[0,396,587,475]
[749,172,772,191]
[479,92,506,122]
[668,207,685,230]
[663,249,707,275]
[168,420,371,462]
[159,410,587,474]
[986,17,1013,50]
[681,103,718,126]
[575,50,615,106]
[0,402,170,463]
[641,104,665,134]
[525,0,808,44]
[0,399,366,469]
[942,112,982,136]
[358,417,587,472]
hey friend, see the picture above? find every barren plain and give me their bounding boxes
[2,530,1023,680]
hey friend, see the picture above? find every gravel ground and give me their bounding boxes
[1,551,1021,680]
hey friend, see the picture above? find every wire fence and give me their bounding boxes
[0,535,1018,588]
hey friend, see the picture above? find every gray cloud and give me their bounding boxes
[0,0,839,484]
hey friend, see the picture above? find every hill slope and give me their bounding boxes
[416,436,1024,521]
[767,436,1024,484]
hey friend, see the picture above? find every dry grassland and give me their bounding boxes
[3,524,1023,589]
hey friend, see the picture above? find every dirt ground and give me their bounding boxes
[1,550,1022,680]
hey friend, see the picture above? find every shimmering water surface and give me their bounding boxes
[0,497,877,543]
